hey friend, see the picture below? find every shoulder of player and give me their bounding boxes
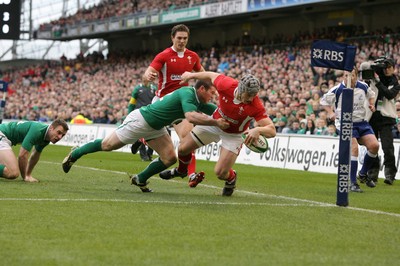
[30,121,48,131]
[215,74,236,88]
[177,86,194,93]
[176,86,196,98]
[250,97,266,110]
[184,48,199,56]
[132,84,142,91]
[355,80,369,90]
[325,83,342,94]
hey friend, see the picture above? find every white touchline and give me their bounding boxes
[5,161,397,218]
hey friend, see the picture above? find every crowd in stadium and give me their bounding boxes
[39,0,216,31]
[1,26,400,136]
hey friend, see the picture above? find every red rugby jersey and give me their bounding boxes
[150,47,202,97]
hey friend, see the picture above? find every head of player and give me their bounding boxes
[344,66,358,88]
[194,80,217,104]
[171,24,190,52]
[46,119,69,144]
[235,74,261,104]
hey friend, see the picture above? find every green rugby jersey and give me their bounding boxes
[0,121,50,152]
[140,86,217,130]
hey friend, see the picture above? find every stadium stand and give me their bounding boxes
[1,28,400,134]
[2,0,400,135]
[39,0,215,31]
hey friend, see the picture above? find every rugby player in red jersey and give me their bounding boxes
[160,71,276,196]
[143,24,205,181]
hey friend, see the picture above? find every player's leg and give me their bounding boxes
[215,132,243,196]
[62,132,126,173]
[133,134,176,185]
[159,125,218,181]
[173,120,196,175]
[177,131,201,173]
[214,148,237,181]
[350,138,362,192]
[367,123,381,182]
[72,132,125,160]
[139,143,150,161]
[146,146,154,161]
[0,149,20,179]
[214,148,238,196]
[379,125,397,184]
[359,134,379,171]
[158,129,201,180]
[130,139,142,154]
[358,133,379,187]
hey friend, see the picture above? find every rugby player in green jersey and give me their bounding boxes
[0,119,69,182]
[62,80,229,192]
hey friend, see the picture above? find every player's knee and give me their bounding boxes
[369,142,380,154]
[101,142,112,151]
[162,154,177,167]
[178,139,198,155]
[178,146,191,156]
[4,168,20,179]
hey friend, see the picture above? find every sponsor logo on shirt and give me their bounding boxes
[171,74,181,80]
[218,109,238,124]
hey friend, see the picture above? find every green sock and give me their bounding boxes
[0,164,4,177]
[71,139,103,160]
[138,158,168,183]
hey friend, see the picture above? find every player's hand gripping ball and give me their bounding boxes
[242,134,268,153]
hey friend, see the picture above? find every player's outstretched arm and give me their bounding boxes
[180,71,219,84]
[185,111,229,129]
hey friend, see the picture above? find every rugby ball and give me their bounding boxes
[242,134,268,153]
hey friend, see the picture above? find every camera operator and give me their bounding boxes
[360,58,400,185]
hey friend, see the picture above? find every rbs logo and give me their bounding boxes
[312,48,344,62]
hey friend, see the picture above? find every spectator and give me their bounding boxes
[327,124,338,137]
[314,118,329,135]
[282,119,301,134]
[274,116,288,133]
[70,113,93,124]
[297,119,307,134]
[217,56,229,73]
[304,119,316,135]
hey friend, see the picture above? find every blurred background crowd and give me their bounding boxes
[1,0,400,138]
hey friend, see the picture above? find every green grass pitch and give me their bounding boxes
[1,145,399,266]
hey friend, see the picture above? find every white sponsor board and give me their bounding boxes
[55,124,400,178]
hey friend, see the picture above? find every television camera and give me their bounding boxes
[359,57,395,80]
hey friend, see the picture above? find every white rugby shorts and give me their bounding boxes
[191,125,243,155]
[116,109,168,144]
[0,132,12,150]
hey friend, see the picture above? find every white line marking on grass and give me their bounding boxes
[0,198,324,207]
[37,161,400,218]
